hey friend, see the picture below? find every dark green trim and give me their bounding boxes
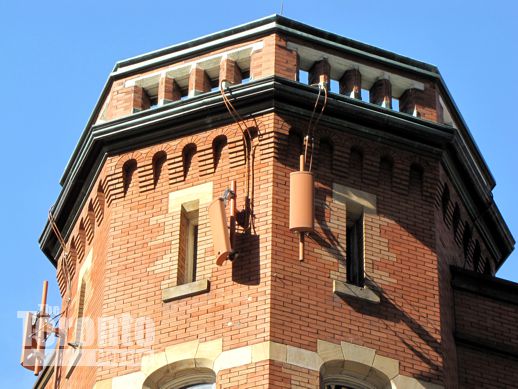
[115,15,439,76]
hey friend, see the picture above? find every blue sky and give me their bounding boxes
[1,0,517,386]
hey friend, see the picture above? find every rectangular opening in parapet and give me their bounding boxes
[299,69,309,85]
[392,97,399,112]
[210,78,220,93]
[180,88,189,101]
[361,89,370,103]
[330,79,339,94]
[241,70,250,84]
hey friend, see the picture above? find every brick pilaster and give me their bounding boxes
[158,76,181,106]
[219,58,242,87]
[370,78,392,108]
[339,69,362,99]
[189,66,212,97]
[308,58,331,90]
[399,86,438,121]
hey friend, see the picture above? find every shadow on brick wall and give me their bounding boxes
[232,233,260,285]
[343,279,442,383]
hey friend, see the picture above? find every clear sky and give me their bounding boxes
[1,0,517,387]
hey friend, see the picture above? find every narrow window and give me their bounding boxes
[178,201,199,285]
[346,205,364,287]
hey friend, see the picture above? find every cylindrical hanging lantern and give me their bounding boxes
[289,170,314,233]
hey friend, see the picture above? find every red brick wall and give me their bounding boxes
[457,347,518,388]
[270,113,444,385]
[453,276,518,387]
[455,289,518,349]
[50,113,275,387]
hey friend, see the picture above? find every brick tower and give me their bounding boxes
[31,15,517,389]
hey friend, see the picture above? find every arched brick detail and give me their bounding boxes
[408,162,424,198]
[94,181,106,225]
[139,144,175,192]
[207,134,228,175]
[86,200,96,244]
[104,152,143,202]
[67,240,77,281]
[56,253,68,296]
[378,154,394,190]
[316,136,334,179]
[349,145,364,187]
[73,228,85,263]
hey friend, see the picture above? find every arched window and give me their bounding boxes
[144,367,216,389]
[323,382,375,389]
[320,360,389,389]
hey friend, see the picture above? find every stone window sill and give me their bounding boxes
[333,279,380,303]
[162,279,210,302]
